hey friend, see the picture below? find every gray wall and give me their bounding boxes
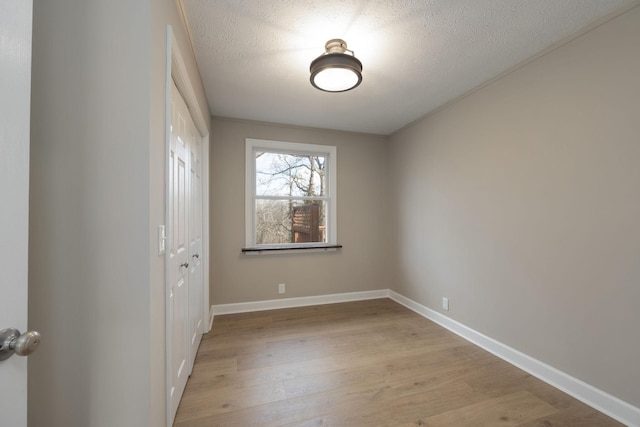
[210,118,393,304]
[29,0,210,426]
[389,6,640,407]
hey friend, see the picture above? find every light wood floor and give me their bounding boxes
[174,299,622,426]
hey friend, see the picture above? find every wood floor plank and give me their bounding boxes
[175,380,287,423]
[420,390,558,426]
[174,299,623,427]
[184,356,341,394]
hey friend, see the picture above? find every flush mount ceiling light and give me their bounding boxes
[310,39,363,92]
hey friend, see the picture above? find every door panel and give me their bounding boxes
[0,1,33,425]
[188,128,203,371]
[168,80,205,423]
[169,82,190,422]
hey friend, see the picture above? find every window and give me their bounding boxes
[245,138,337,249]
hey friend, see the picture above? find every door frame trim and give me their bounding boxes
[165,25,211,427]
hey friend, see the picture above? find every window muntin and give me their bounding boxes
[246,139,337,248]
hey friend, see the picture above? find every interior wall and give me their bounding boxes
[389,5,640,408]
[29,0,151,425]
[29,0,210,426]
[210,118,392,305]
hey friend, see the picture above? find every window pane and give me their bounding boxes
[255,199,327,245]
[255,152,326,197]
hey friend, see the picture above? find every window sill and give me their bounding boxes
[242,243,343,255]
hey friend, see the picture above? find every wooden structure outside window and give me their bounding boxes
[292,203,321,243]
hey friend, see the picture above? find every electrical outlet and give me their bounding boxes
[278,283,285,294]
[442,297,449,311]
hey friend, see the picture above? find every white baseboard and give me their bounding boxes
[211,289,389,316]
[387,290,640,427]
[208,305,214,331]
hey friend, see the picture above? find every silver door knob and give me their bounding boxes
[0,328,41,361]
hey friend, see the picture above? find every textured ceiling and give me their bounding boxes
[180,0,633,135]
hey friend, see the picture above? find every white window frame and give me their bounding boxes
[245,138,337,249]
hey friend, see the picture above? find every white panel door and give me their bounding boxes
[188,123,203,372]
[0,1,33,425]
[169,81,190,423]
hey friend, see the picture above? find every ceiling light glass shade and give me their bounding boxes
[310,40,363,92]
